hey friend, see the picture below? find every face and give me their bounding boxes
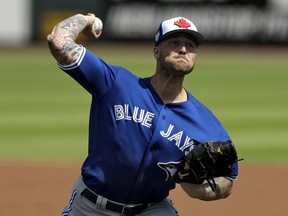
[154,34,198,76]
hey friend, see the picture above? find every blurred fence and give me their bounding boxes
[105,1,288,44]
[1,0,288,46]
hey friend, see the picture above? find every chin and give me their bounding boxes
[175,66,194,76]
[175,62,194,71]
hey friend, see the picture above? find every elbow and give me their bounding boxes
[47,26,55,45]
[47,31,58,51]
[47,25,64,53]
[47,33,53,45]
[46,30,66,64]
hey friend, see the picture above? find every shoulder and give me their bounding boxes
[187,92,213,114]
[58,47,132,75]
[186,92,230,140]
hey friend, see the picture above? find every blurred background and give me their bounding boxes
[1,0,288,162]
[1,0,287,162]
[0,1,288,216]
[1,0,288,46]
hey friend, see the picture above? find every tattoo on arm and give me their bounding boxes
[47,15,88,65]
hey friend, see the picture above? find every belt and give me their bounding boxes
[81,189,148,216]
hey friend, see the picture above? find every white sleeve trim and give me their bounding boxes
[57,46,86,70]
[225,176,238,181]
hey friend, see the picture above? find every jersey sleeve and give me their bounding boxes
[188,94,240,180]
[57,46,118,97]
[226,161,238,180]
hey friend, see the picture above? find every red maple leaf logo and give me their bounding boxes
[174,18,191,29]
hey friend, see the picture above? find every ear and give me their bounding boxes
[153,46,160,59]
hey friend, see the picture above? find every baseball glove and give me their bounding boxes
[173,141,242,191]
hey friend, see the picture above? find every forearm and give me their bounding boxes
[47,14,92,65]
[180,177,233,201]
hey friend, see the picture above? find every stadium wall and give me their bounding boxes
[0,0,288,46]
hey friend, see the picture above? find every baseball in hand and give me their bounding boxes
[93,17,103,34]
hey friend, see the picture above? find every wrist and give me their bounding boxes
[83,13,96,26]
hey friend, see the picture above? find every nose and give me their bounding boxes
[178,44,187,54]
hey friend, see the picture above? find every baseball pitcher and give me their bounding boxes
[47,13,240,216]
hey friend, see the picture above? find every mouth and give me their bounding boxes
[175,57,188,63]
[175,54,188,60]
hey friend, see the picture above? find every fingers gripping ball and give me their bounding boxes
[93,17,103,36]
[173,141,242,191]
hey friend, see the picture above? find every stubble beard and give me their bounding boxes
[161,57,195,77]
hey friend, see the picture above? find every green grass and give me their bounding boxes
[0,44,287,164]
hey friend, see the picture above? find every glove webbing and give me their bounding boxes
[202,143,243,192]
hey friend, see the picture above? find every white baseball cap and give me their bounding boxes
[154,17,204,46]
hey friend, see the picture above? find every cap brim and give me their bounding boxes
[156,29,204,46]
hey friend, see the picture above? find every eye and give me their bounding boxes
[187,42,193,48]
[169,39,180,47]
[186,41,196,49]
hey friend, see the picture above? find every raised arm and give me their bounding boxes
[47,13,101,65]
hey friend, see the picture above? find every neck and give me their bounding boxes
[150,74,187,103]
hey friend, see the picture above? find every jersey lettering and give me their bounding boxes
[160,124,174,137]
[114,104,155,128]
[160,124,195,154]
[168,131,183,148]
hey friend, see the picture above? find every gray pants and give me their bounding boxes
[62,177,178,216]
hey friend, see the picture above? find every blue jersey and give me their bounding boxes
[58,47,238,204]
